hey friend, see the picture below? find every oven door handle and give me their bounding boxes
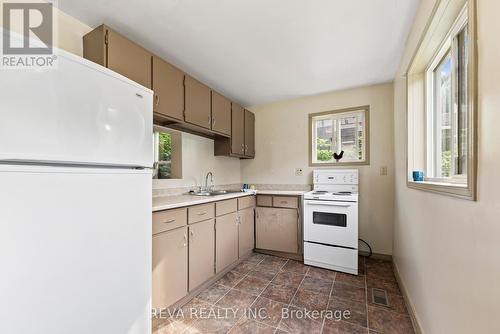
[305,200,352,207]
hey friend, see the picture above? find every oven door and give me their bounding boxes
[304,200,358,248]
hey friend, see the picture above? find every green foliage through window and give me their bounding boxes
[316,138,332,161]
[157,132,172,179]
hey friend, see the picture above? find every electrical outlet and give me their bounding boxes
[380,166,388,176]
[295,168,303,176]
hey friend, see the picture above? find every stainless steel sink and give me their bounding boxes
[191,191,211,196]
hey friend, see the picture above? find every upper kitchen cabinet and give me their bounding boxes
[152,56,184,121]
[231,103,245,156]
[214,104,255,159]
[83,25,151,89]
[84,24,250,151]
[184,76,212,130]
[211,91,231,136]
[244,109,255,158]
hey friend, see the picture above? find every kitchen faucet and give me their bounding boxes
[204,172,214,192]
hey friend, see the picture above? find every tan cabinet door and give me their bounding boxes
[106,28,151,88]
[185,76,211,129]
[255,207,298,254]
[231,103,245,155]
[244,109,255,157]
[152,227,188,308]
[152,56,184,121]
[189,219,215,291]
[215,213,239,273]
[239,208,255,257]
[211,92,231,136]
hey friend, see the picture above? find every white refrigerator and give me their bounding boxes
[0,45,153,333]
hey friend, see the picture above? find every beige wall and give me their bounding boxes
[153,132,241,190]
[241,83,395,255]
[393,0,500,333]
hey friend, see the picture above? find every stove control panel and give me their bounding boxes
[313,169,359,185]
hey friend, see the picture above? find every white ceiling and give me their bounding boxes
[58,0,420,107]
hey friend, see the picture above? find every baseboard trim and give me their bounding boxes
[393,261,424,334]
[359,251,392,261]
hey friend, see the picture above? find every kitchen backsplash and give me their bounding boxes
[253,184,312,191]
[152,183,311,197]
[152,183,243,197]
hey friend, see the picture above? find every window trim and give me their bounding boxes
[153,125,183,180]
[424,6,468,181]
[405,0,478,201]
[308,105,370,167]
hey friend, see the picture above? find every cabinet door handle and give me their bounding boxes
[212,117,216,126]
[197,211,207,216]
[208,116,211,126]
[183,233,187,247]
[162,219,175,224]
[190,230,194,239]
[155,95,160,107]
[241,144,244,152]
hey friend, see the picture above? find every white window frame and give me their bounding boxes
[425,6,468,184]
[309,106,370,167]
[405,0,477,201]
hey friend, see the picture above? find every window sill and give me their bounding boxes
[407,180,475,201]
[309,160,370,167]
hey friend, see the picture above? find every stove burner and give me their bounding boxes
[312,190,328,194]
[333,191,352,196]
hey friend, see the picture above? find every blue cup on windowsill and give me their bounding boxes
[412,171,425,182]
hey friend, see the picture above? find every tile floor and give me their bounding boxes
[153,253,415,334]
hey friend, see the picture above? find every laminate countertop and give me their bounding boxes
[152,190,307,212]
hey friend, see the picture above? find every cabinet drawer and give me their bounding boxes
[216,199,237,217]
[188,203,215,224]
[273,196,298,209]
[256,195,273,207]
[153,208,187,235]
[238,196,256,210]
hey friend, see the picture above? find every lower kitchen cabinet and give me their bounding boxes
[189,219,215,291]
[255,207,298,254]
[239,207,255,257]
[152,195,257,308]
[215,212,239,273]
[152,226,188,309]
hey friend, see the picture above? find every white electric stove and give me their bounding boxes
[303,169,359,275]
